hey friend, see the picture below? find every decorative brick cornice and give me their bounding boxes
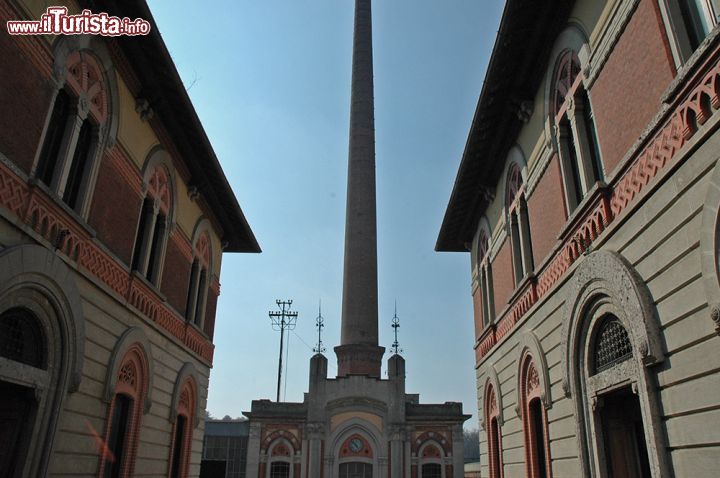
[0,161,214,365]
[476,39,720,363]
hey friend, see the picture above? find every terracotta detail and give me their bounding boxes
[0,161,215,364]
[118,361,137,387]
[421,444,441,458]
[147,165,171,214]
[65,51,107,124]
[527,364,540,396]
[195,232,211,268]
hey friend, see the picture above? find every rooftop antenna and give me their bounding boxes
[391,300,402,355]
[313,299,326,354]
[269,300,298,402]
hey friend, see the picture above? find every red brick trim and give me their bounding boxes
[97,343,149,478]
[519,354,552,478]
[167,377,196,478]
[0,161,215,364]
[476,40,720,362]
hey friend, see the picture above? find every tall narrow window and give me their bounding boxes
[132,165,172,286]
[168,377,196,478]
[520,355,551,478]
[186,232,211,329]
[485,384,503,478]
[505,164,534,286]
[36,89,70,186]
[476,227,495,330]
[62,118,95,210]
[33,50,110,217]
[169,414,186,478]
[103,394,132,478]
[553,50,604,215]
[99,345,149,478]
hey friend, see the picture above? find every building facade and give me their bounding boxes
[244,1,469,477]
[200,419,250,478]
[0,0,259,476]
[437,0,720,477]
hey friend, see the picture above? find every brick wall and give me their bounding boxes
[0,33,53,174]
[491,239,514,317]
[162,237,191,316]
[88,153,142,265]
[590,0,675,176]
[528,154,566,265]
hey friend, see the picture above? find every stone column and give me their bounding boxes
[336,0,385,378]
[246,421,262,478]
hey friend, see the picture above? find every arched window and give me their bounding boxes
[476,226,495,330]
[519,355,551,478]
[661,0,720,64]
[132,163,172,286]
[266,439,294,478]
[99,344,150,478]
[418,441,445,478]
[35,49,111,216]
[505,163,534,286]
[485,383,503,478]
[168,377,196,478]
[186,231,212,329]
[552,50,603,214]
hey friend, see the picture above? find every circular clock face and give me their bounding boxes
[349,438,363,453]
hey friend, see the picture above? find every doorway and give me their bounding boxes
[599,388,651,478]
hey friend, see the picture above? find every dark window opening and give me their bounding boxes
[0,381,37,478]
[146,214,165,283]
[104,394,132,478]
[421,463,442,478]
[339,462,372,478]
[63,118,94,210]
[581,90,604,183]
[530,399,548,478]
[489,418,502,478]
[131,199,152,272]
[0,308,45,369]
[679,0,710,50]
[561,117,584,209]
[269,461,290,478]
[194,269,207,326]
[36,90,70,186]
[593,316,633,374]
[170,415,187,478]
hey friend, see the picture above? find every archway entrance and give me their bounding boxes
[599,388,651,478]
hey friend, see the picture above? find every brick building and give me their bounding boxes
[0,0,258,476]
[437,0,720,477]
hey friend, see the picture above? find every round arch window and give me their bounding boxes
[0,307,46,369]
[592,315,633,375]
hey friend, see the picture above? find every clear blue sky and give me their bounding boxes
[147,0,504,429]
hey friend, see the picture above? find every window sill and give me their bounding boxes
[27,177,97,239]
[129,270,167,302]
[558,181,611,244]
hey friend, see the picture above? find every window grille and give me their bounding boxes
[421,463,442,478]
[0,308,45,368]
[593,317,633,374]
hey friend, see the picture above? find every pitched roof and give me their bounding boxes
[436,0,575,252]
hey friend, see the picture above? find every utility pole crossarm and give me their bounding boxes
[268,299,298,402]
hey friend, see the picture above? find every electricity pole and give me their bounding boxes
[269,300,298,402]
